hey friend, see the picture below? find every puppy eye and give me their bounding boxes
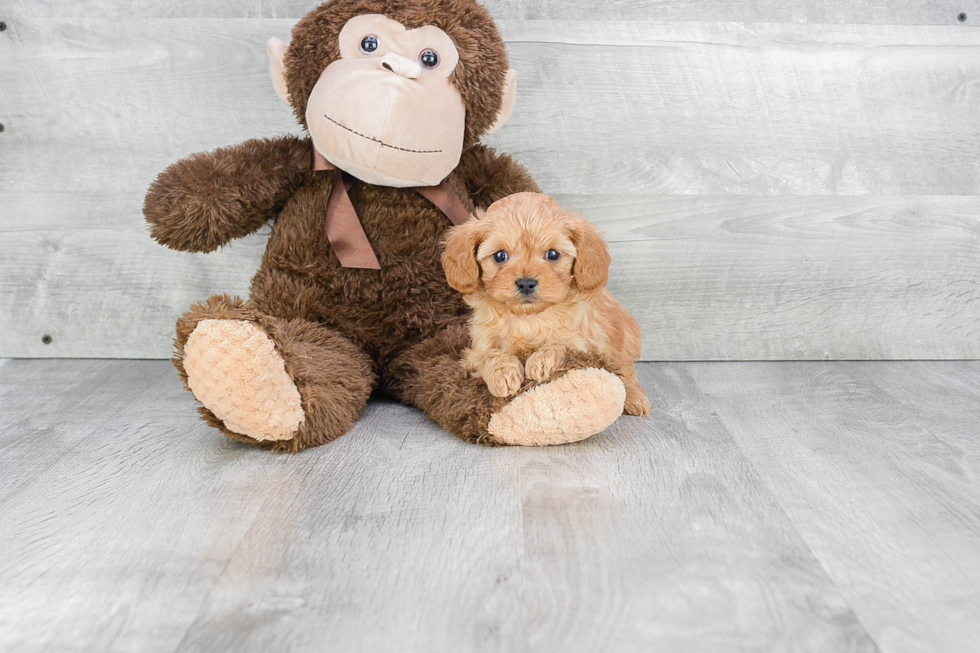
[545,249,561,261]
[419,49,440,69]
[493,250,509,264]
[360,35,380,54]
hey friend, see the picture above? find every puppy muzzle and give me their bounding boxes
[515,277,538,296]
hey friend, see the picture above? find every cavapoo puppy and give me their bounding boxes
[442,192,650,417]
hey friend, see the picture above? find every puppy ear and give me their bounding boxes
[442,219,486,294]
[569,218,611,293]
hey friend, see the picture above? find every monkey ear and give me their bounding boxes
[442,220,486,294]
[267,37,291,105]
[569,218,611,293]
[486,69,517,135]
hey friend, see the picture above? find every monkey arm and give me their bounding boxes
[458,144,541,210]
[144,136,312,253]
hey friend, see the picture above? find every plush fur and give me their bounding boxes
[283,0,509,148]
[183,318,306,441]
[488,368,628,445]
[145,0,628,451]
[443,192,651,416]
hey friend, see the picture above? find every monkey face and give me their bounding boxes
[269,1,518,189]
[305,15,466,188]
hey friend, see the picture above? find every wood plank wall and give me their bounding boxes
[1,2,978,359]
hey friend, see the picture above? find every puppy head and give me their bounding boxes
[442,192,610,313]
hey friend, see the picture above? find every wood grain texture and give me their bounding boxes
[4,20,980,196]
[0,360,169,504]
[2,195,977,359]
[494,21,980,196]
[4,0,972,25]
[598,194,980,361]
[513,372,876,653]
[687,361,980,653]
[0,202,266,358]
[2,18,979,359]
[0,359,890,652]
[0,361,314,652]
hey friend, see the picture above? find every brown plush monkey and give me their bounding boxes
[144,0,628,452]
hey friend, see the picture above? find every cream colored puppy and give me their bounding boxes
[443,192,650,416]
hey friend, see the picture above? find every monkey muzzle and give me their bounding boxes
[304,50,466,188]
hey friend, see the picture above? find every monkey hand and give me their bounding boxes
[144,136,311,253]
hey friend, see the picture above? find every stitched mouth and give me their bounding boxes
[324,115,443,155]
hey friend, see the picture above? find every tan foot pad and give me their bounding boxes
[488,368,626,446]
[183,319,304,441]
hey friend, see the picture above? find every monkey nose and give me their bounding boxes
[380,52,421,80]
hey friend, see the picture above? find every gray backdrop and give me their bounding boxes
[1,1,978,359]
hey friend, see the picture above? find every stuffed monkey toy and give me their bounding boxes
[143,0,628,452]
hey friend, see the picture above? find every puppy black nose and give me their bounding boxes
[516,277,538,295]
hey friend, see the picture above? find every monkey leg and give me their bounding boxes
[384,325,626,446]
[174,295,374,452]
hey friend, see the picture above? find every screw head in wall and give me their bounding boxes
[959,12,968,22]
[42,335,53,345]
[0,22,7,31]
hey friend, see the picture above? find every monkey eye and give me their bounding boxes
[545,249,562,262]
[360,35,380,54]
[419,49,440,69]
[493,250,509,264]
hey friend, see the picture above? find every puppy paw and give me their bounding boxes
[624,387,651,417]
[461,348,482,375]
[484,356,525,398]
[525,347,566,383]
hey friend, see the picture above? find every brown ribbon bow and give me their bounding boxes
[312,147,472,269]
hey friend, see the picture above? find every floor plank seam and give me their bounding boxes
[676,365,887,652]
[4,361,979,651]
[515,446,530,651]
[734,463,886,653]
[167,454,317,653]
[0,362,168,511]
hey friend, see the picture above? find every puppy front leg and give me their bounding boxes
[619,367,651,417]
[525,346,567,383]
[467,349,525,398]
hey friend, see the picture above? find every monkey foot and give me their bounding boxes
[183,319,305,441]
[487,368,626,446]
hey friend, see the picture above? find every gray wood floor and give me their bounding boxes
[1,360,978,652]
